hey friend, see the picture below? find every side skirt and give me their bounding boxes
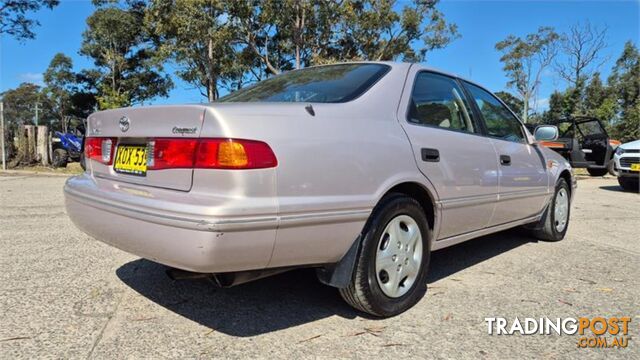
[431,213,542,251]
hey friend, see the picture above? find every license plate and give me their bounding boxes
[114,145,147,176]
[631,164,640,171]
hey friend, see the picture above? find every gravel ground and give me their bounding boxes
[0,173,638,359]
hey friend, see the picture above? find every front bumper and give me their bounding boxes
[64,174,277,273]
[614,154,640,178]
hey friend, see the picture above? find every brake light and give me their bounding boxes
[85,137,116,165]
[147,139,199,170]
[147,138,277,170]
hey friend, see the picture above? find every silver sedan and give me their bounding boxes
[65,62,576,317]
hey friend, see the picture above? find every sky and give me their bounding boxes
[1,0,639,112]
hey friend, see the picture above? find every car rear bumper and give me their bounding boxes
[64,174,277,273]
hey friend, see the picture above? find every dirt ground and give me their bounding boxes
[0,173,638,359]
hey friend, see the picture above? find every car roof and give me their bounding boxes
[306,61,489,91]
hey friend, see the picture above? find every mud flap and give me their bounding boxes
[315,235,361,289]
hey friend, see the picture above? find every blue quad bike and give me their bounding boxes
[51,130,85,169]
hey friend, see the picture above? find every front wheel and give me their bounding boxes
[339,194,431,317]
[530,178,571,241]
[618,176,639,192]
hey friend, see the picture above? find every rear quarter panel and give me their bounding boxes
[202,63,438,267]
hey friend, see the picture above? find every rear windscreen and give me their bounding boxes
[218,64,390,103]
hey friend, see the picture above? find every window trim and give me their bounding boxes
[461,80,529,144]
[404,70,484,136]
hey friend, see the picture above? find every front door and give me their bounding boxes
[463,82,548,225]
[399,71,499,239]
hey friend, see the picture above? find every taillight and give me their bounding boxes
[195,139,278,169]
[147,139,199,170]
[147,138,277,170]
[85,137,116,165]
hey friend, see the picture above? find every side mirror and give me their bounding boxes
[534,125,559,141]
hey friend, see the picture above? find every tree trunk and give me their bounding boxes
[522,95,529,123]
[37,125,49,166]
[26,125,36,164]
[13,125,35,166]
[207,37,216,102]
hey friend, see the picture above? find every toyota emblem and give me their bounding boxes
[119,116,130,132]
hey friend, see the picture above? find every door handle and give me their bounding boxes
[421,148,440,162]
[500,155,511,166]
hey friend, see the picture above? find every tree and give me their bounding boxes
[556,22,608,89]
[495,91,523,116]
[338,0,459,62]
[496,27,559,123]
[0,83,48,129]
[43,53,75,132]
[0,0,59,41]
[542,91,569,124]
[583,72,616,128]
[81,1,172,109]
[232,0,459,75]
[607,41,640,142]
[146,0,242,101]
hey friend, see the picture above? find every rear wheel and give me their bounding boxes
[339,194,430,317]
[587,168,608,177]
[52,148,68,168]
[530,178,571,241]
[618,177,639,192]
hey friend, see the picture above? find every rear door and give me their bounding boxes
[399,70,499,239]
[463,82,548,225]
[86,105,208,191]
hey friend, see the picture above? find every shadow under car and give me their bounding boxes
[116,228,534,337]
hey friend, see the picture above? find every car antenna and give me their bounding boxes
[305,104,315,116]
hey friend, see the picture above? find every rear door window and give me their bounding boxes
[408,72,477,133]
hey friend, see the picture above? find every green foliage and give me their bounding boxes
[146,0,242,101]
[607,41,640,142]
[0,83,47,130]
[337,0,459,62]
[81,1,172,109]
[495,27,559,123]
[43,53,75,129]
[148,0,458,102]
[0,0,59,41]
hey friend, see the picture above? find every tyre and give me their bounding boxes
[339,194,431,317]
[618,176,639,192]
[52,148,69,168]
[530,178,571,241]
[587,168,608,177]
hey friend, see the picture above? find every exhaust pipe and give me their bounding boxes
[166,266,294,286]
[165,268,212,281]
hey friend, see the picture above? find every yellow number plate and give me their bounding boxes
[114,145,148,176]
[631,163,640,171]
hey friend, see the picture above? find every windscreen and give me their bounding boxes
[218,64,390,103]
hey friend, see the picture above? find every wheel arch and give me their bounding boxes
[559,169,572,197]
[383,181,436,231]
[317,180,438,289]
